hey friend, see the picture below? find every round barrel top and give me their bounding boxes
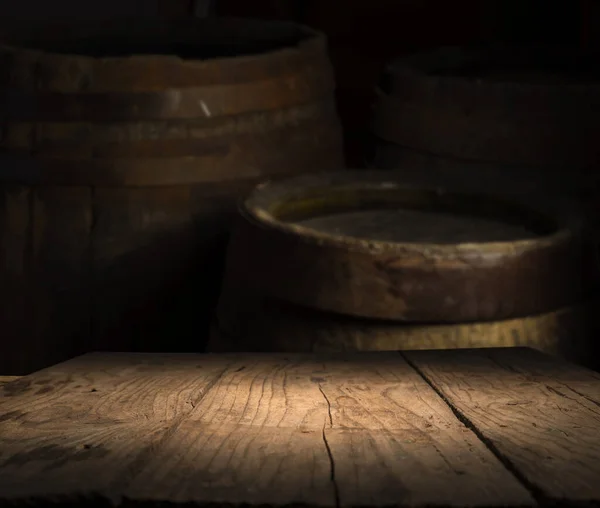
[229,170,585,323]
[0,17,330,91]
[244,170,580,253]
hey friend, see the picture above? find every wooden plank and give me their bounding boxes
[125,422,336,506]
[124,352,532,507]
[316,353,533,507]
[120,354,336,505]
[0,353,234,502]
[404,347,600,503]
[178,354,330,428]
[0,376,21,387]
[481,346,600,405]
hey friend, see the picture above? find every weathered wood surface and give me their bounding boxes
[224,171,584,324]
[0,348,599,506]
[0,376,21,387]
[404,348,600,503]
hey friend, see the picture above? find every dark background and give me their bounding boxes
[0,0,593,164]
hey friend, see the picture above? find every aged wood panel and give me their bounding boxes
[0,352,234,419]
[4,350,599,506]
[124,353,531,506]
[0,376,21,387]
[0,353,234,502]
[316,353,532,507]
[125,422,336,506]
[405,347,600,503]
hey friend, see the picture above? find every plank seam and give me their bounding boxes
[317,382,340,508]
[399,351,548,505]
[111,364,232,503]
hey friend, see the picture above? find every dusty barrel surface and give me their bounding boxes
[214,171,592,362]
[213,289,599,370]
[0,18,344,374]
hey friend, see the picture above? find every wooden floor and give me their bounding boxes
[0,376,20,387]
[0,347,599,507]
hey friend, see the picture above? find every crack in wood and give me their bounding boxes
[317,382,339,508]
[107,365,231,497]
[399,351,547,505]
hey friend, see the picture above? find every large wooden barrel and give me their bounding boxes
[213,171,595,365]
[0,18,344,374]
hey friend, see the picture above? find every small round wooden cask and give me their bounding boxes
[0,18,344,374]
[221,171,585,325]
[214,171,594,365]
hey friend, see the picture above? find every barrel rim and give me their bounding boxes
[0,17,325,66]
[385,45,600,92]
[241,170,580,255]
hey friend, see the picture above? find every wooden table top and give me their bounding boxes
[0,347,599,507]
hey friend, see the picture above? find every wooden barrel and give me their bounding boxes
[223,171,585,324]
[214,171,594,366]
[0,17,344,374]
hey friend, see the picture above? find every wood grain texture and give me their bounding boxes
[405,347,600,503]
[2,350,599,506]
[0,376,21,387]
[114,353,531,506]
[0,352,534,507]
[0,353,234,502]
[313,353,531,507]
